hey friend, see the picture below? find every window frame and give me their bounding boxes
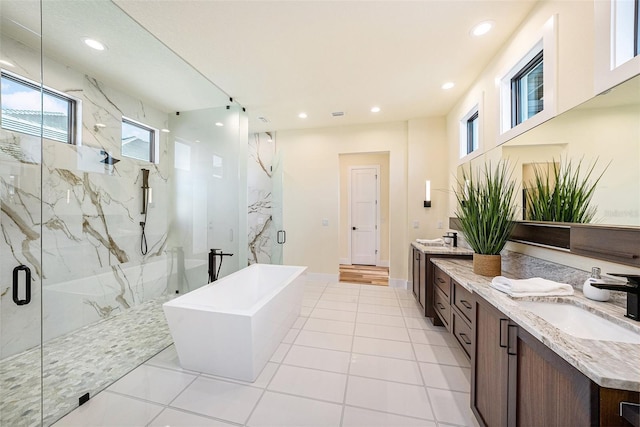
[594,0,640,94]
[1,70,78,145]
[497,15,557,146]
[635,0,639,56]
[459,101,481,163]
[121,117,157,163]
[466,111,479,155]
[510,50,544,128]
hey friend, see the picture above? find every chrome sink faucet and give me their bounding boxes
[591,274,640,321]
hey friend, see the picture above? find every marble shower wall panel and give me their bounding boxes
[248,132,275,265]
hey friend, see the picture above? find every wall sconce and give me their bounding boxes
[424,180,432,208]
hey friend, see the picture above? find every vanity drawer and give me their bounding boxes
[434,266,451,299]
[452,280,474,324]
[434,287,451,329]
[452,311,472,358]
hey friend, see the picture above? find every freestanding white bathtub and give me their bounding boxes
[163,263,307,382]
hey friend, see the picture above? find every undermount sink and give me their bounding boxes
[519,301,640,344]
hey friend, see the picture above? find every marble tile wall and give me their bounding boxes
[1,33,171,358]
[247,132,276,265]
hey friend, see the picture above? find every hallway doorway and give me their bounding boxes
[338,152,390,279]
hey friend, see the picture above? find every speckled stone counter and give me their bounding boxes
[411,241,474,256]
[431,257,640,392]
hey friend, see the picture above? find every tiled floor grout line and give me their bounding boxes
[337,282,359,427]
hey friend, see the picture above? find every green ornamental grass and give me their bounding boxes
[454,161,518,255]
[524,158,608,223]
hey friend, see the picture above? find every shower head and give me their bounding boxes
[100,150,120,165]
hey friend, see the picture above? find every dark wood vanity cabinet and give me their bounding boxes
[432,265,475,358]
[471,294,640,427]
[411,247,471,319]
[411,247,426,309]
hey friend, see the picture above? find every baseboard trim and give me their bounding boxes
[306,272,339,283]
[339,258,350,265]
[389,278,408,289]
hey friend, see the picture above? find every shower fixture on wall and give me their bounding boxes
[100,150,120,165]
[140,168,150,255]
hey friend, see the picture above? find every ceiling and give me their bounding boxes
[113,0,539,133]
[2,1,539,133]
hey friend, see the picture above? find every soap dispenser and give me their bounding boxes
[583,267,610,302]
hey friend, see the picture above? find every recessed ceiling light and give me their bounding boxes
[83,38,106,51]
[442,82,455,90]
[161,128,171,133]
[298,112,308,119]
[471,21,494,37]
[0,59,15,67]
[215,122,224,127]
[371,106,381,113]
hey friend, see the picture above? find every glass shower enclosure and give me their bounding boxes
[0,1,248,424]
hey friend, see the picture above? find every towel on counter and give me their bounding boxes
[416,238,445,246]
[490,276,574,297]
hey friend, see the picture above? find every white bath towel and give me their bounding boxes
[416,238,445,246]
[490,276,574,297]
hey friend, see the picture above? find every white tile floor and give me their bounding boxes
[53,280,480,427]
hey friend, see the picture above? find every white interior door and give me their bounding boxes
[350,167,378,265]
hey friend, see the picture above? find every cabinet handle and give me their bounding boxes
[459,332,471,345]
[437,277,445,284]
[460,299,472,310]
[507,324,518,356]
[499,318,508,348]
[436,302,445,310]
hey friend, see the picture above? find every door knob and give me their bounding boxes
[352,226,357,230]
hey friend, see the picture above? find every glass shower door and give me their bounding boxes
[0,0,44,423]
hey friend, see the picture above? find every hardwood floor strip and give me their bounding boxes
[338,264,389,286]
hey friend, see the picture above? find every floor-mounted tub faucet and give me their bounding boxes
[208,249,234,282]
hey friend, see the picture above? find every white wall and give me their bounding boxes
[407,117,451,242]
[278,117,450,283]
[278,122,409,281]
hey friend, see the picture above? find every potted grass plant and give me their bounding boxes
[524,157,608,223]
[454,161,517,276]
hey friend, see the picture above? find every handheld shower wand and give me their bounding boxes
[141,169,150,215]
[140,169,150,255]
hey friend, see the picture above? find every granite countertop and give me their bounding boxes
[411,241,474,255]
[431,258,640,392]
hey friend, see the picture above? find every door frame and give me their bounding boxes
[346,165,381,266]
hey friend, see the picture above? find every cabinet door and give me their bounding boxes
[510,325,597,427]
[412,248,420,299]
[418,252,426,309]
[472,299,509,427]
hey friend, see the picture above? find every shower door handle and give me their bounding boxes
[277,230,286,244]
[12,265,31,306]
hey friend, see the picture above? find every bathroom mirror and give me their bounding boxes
[464,75,640,227]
